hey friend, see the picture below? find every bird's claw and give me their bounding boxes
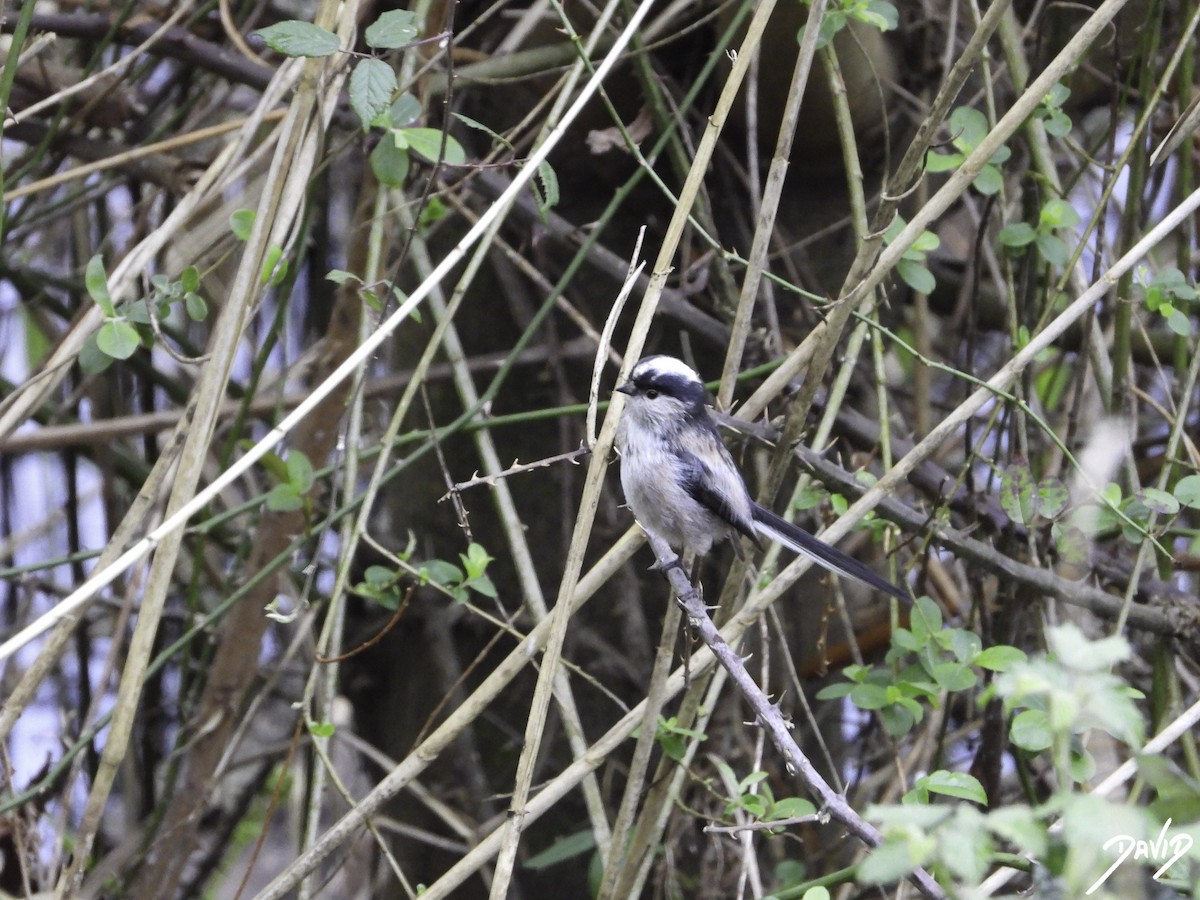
[650,554,687,575]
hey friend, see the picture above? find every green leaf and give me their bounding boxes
[386,92,422,128]
[80,333,114,374]
[399,127,466,166]
[364,9,420,49]
[363,565,396,587]
[1050,521,1091,568]
[184,292,208,321]
[1040,198,1080,229]
[180,265,200,293]
[265,483,303,512]
[1138,486,1180,516]
[96,320,141,359]
[453,112,514,151]
[771,797,817,819]
[896,258,935,294]
[1036,477,1068,519]
[1011,709,1052,751]
[326,269,362,285]
[849,683,890,710]
[349,58,396,131]
[462,543,494,578]
[261,246,288,286]
[420,559,464,588]
[524,831,596,871]
[815,682,855,700]
[859,837,926,886]
[1175,474,1200,509]
[1165,308,1192,335]
[998,222,1037,248]
[1000,463,1036,524]
[308,721,335,738]
[466,574,498,599]
[1043,109,1072,137]
[931,662,976,691]
[254,21,340,57]
[85,255,115,316]
[371,136,410,186]
[949,106,988,150]
[971,164,1004,195]
[860,1,899,31]
[797,9,847,49]
[920,770,988,805]
[924,151,962,172]
[535,160,560,218]
[286,451,315,492]
[230,209,256,240]
[973,645,1027,671]
[1035,234,1070,266]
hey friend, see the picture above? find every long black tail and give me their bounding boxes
[751,504,910,603]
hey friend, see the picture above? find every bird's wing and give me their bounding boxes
[676,447,761,547]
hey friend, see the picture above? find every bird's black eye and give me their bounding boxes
[645,389,658,399]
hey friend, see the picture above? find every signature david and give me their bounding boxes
[1086,818,1193,895]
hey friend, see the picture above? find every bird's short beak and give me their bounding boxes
[614,382,635,396]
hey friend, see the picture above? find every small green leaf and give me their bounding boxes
[85,255,115,316]
[896,258,936,294]
[96,320,141,359]
[254,21,340,57]
[371,136,410,186]
[180,265,200,293]
[1174,474,1200,509]
[399,127,466,165]
[1165,308,1192,335]
[1010,709,1052,751]
[920,770,988,805]
[286,451,315,492]
[998,222,1037,248]
[815,682,855,700]
[535,160,560,218]
[973,645,1027,671]
[326,269,361,285]
[1042,109,1072,137]
[261,246,287,285]
[971,164,1003,196]
[949,106,988,149]
[364,9,420,49]
[363,565,396,587]
[771,797,817,819]
[230,209,256,240]
[420,559,464,588]
[80,333,114,374]
[924,151,963,172]
[453,112,514,151]
[849,683,890,710]
[265,484,303,512]
[1039,198,1080,228]
[1139,486,1180,516]
[349,58,396,131]
[1000,463,1037,524]
[184,292,208,321]
[859,836,927,886]
[386,93,422,128]
[308,721,335,738]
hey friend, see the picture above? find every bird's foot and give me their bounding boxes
[650,554,687,575]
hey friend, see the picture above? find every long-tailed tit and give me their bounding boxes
[615,355,907,601]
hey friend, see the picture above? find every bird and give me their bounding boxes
[614,354,908,602]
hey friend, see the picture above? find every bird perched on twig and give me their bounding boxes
[615,355,907,602]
